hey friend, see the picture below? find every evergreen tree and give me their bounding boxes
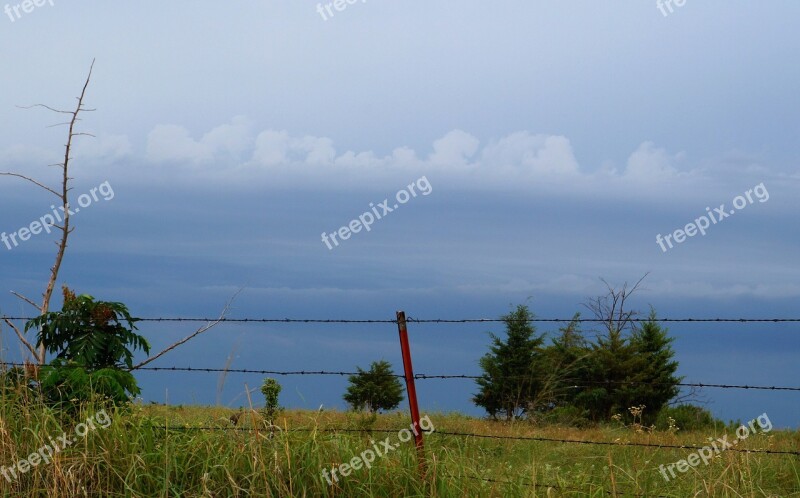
[574,323,640,421]
[473,305,545,420]
[628,309,682,423]
[574,308,682,422]
[541,313,591,410]
[343,360,404,413]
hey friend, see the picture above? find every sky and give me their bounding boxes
[0,1,798,428]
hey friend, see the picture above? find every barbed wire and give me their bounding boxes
[3,315,800,323]
[136,425,800,457]
[413,374,800,392]
[431,430,800,456]
[3,363,799,391]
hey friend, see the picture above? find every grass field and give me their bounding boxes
[1,399,798,497]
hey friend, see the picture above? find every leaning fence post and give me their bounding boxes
[396,311,426,474]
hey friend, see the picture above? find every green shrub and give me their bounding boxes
[25,286,149,408]
[655,404,720,432]
[539,405,593,428]
[260,377,282,422]
[343,360,404,413]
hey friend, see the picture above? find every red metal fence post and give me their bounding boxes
[396,311,426,472]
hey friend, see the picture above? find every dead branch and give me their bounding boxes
[669,386,706,407]
[10,291,41,311]
[2,318,39,361]
[0,173,61,197]
[583,273,649,337]
[129,290,241,371]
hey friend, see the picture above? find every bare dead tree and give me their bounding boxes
[1,62,243,389]
[1,59,96,364]
[582,273,649,338]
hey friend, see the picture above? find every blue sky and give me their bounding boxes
[0,1,798,427]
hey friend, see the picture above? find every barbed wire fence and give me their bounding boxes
[2,313,799,494]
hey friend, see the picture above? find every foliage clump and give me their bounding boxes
[343,360,404,413]
[474,293,683,424]
[24,286,149,407]
[260,377,282,423]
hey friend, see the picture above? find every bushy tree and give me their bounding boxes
[474,281,683,426]
[473,305,545,420]
[540,313,591,413]
[343,360,404,413]
[574,325,639,421]
[25,286,149,407]
[627,309,682,422]
[260,377,282,422]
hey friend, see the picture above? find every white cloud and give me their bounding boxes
[480,132,579,176]
[147,116,253,164]
[112,119,781,198]
[294,136,336,165]
[428,129,480,166]
[252,130,290,166]
[251,131,336,166]
[147,124,214,164]
[201,116,252,156]
[625,141,682,179]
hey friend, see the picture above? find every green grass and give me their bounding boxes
[0,397,798,497]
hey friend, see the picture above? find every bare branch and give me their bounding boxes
[0,172,60,197]
[669,386,706,407]
[2,318,39,362]
[10,291,41,312]
[129,290,242,371]
[16,103,72,114]
[583,273,650,337]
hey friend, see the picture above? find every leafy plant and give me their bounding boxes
[260,377,282,422]
[343,360,404,413]
[24,286,149,406]
[656,404,720,432]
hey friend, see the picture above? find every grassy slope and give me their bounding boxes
[1,401,798,497]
